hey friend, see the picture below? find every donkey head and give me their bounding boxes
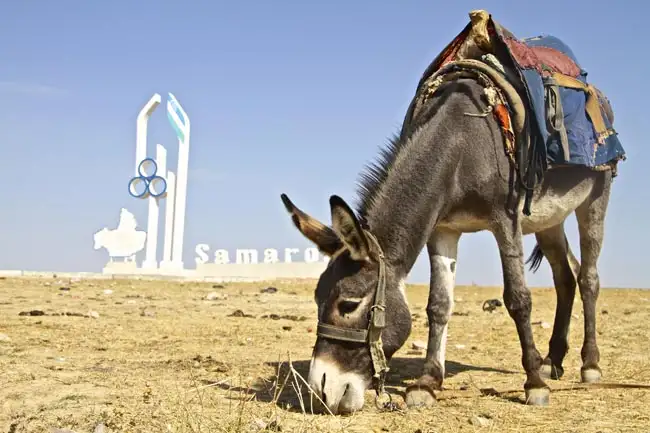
[280,193,412,414]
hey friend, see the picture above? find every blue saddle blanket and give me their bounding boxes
[513,35,625,168]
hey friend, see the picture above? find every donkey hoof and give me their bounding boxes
[525,387,550,406]
[405,386,437,408]
[581,368,602,383]
[540,363,563,380]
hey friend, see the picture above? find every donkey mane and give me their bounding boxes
[355,131,409,220]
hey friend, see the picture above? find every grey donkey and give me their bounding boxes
[280,71,615,414]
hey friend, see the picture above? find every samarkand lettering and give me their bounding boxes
[194,244,329,265]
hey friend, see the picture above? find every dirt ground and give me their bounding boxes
[1,276,649,433]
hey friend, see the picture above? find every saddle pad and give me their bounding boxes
[406,11,625,170]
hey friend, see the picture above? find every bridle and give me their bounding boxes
[315,231,393,409]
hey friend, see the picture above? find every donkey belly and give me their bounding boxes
[437,173,593,235]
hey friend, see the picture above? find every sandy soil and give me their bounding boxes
[1,276,649,433]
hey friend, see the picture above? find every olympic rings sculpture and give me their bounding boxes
[128,158,168,199]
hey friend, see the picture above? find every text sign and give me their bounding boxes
[195,244,328,265]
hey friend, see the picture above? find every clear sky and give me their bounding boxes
[0,1,647,287]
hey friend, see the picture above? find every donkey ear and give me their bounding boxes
[329,195,370,262]
[280,193,343,256]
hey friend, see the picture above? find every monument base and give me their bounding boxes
[100,261,327,282]
[194,262,326,280]
[102,261,139,274]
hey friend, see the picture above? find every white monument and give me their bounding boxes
[125,92,190,273]
[94,92,328,281]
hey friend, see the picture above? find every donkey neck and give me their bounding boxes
[361,124,460,276]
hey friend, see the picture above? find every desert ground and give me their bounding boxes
[1,276,649,433]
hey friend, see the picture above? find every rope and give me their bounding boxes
[432,381,650,401]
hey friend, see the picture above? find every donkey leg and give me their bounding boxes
[494,221,549,405]
[405,228,460,408]
[575,174,612,383]
[535,224,580,380]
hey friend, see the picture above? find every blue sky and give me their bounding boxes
[0,1,647,287]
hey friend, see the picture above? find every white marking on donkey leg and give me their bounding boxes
[581,368,602,383]
[539,362,563,380]
[539,364,553,379]
[406,232,459,410]
[432,255,456,374]
[525,387,551,406]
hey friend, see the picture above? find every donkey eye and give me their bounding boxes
[338,299,361,316]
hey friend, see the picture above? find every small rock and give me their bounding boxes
[0,333,11,342]
[482,299,502,312]
[70,277,81,284]
[540,322,551,329]
[59,287,70,291]
[601,309,609,315]
[93,423,106,433]
[88,311,100,319]
[307,327,313,333]
[572,314,579,319]
[140,310,156,318]
[103,289,113,295]
[282,326,292,331]
[228,310,255,318]
[469,415,491,427]
[212,284,225,289]
[206,292,228,301]
[411,340,427,351]
[127,300,137,304]
[260,287,278,294]
[19,310,46,316]
[261,314,307,321]
[252,418,281,432]
[455,344,466,349]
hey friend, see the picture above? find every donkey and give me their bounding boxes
[280,65,615,414]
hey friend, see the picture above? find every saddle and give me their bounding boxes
[400,10,626,214]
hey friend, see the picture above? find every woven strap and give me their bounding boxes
[317,323,367,343]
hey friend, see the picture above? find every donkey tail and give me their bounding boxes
[525,243,545,273]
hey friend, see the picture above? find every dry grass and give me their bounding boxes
[1,276,649,433]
